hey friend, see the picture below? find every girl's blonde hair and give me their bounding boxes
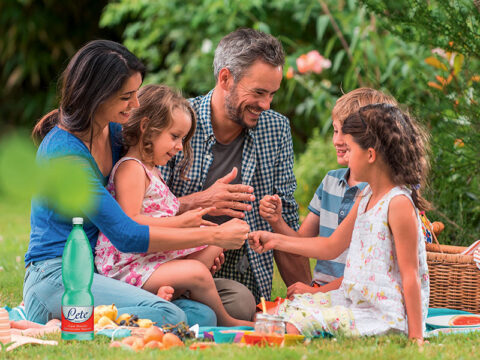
[332,88,398,125]
[122,84,196,179]
[342,103,431,211]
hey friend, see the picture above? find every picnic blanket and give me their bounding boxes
[4,305,479,342]
[1,306,58,352]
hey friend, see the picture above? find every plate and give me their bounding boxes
[426,314,480,328]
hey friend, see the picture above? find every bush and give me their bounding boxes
[362,0,480,245]
[0,0,116,131]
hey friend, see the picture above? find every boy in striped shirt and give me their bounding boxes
[259,88,398,298]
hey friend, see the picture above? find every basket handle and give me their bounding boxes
[422,213,443,254]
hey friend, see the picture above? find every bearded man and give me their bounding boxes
[160,28,311,321]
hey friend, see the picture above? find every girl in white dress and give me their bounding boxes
[249,103,430,344]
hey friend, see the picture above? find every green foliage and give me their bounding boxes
[0,133,95,216]
[101,0,428,151]
[361,0,480,244]
[362,0,480,57]
[0,0,113,131]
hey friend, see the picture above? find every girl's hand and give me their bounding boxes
[210,251,225,275]
[411,337,428,348]
[213,218,250,249]
[259,195,282,224]
[286,282,317,299]
[248,231,277,253]
[176,207,217,227]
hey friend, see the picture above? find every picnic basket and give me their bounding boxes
[425,220,480,313]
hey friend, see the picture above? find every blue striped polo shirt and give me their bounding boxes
[308,168,366,285]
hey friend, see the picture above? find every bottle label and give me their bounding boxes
[61,306,94,333]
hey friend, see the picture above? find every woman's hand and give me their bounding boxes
[259,194,282,225]
[212,218,250,249]
[176,207,217,227]
[248,231,277,253]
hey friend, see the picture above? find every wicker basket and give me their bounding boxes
[426,242,480,313]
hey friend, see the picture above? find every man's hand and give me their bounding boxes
[198,167,255,218]
[259,194,282,224]
[176,207,217,227]
[248,231,277,253]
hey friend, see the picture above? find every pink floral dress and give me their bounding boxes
[94,157,207,288]
[280,186,429,337]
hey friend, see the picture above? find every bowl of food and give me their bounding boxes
[213,330,238,344]
[265,334,284,346]
[243,332,268,346]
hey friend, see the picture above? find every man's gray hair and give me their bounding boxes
[213,28,285,82]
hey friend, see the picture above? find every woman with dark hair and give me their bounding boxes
[25,39,250,326]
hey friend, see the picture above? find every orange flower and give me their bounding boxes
[454,139,464,148]
[428,81,443,90]
[286,66,294,79]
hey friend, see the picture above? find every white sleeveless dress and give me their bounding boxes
[94,157,207,288]
[280,185,429,337]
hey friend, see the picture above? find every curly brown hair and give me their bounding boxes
[122,84,196,179]
[342,103,431,211]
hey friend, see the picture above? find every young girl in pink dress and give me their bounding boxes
[249,103,430,344]
[95,84,252,327]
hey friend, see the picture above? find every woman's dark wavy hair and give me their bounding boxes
[342,103,431,211]
[32,40,145,146]
[122,84,196,179]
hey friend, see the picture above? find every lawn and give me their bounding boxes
[1,193,479,359]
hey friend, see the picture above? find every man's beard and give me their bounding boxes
[224,85,247,128]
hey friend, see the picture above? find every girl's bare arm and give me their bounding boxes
[390,195,423,341]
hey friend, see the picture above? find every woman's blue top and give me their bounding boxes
[25,123,149,266]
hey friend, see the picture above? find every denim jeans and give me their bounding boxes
[23,257,217,326]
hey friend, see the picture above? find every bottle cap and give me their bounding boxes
[72,217,84,225]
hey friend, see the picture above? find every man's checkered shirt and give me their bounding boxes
[159,90,299,301]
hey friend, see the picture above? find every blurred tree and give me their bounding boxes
[100,0,430,152]
[361,0,480,244]
[0,0,118,132]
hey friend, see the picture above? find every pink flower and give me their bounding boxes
[106,245,117,257]
[102,264,112,275]
[296,50,331,74]
[125,271,142,287]
[376,291,387,300]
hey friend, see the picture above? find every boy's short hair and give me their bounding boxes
[332,88,398,124]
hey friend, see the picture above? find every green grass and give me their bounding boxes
[1,193,479,359]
